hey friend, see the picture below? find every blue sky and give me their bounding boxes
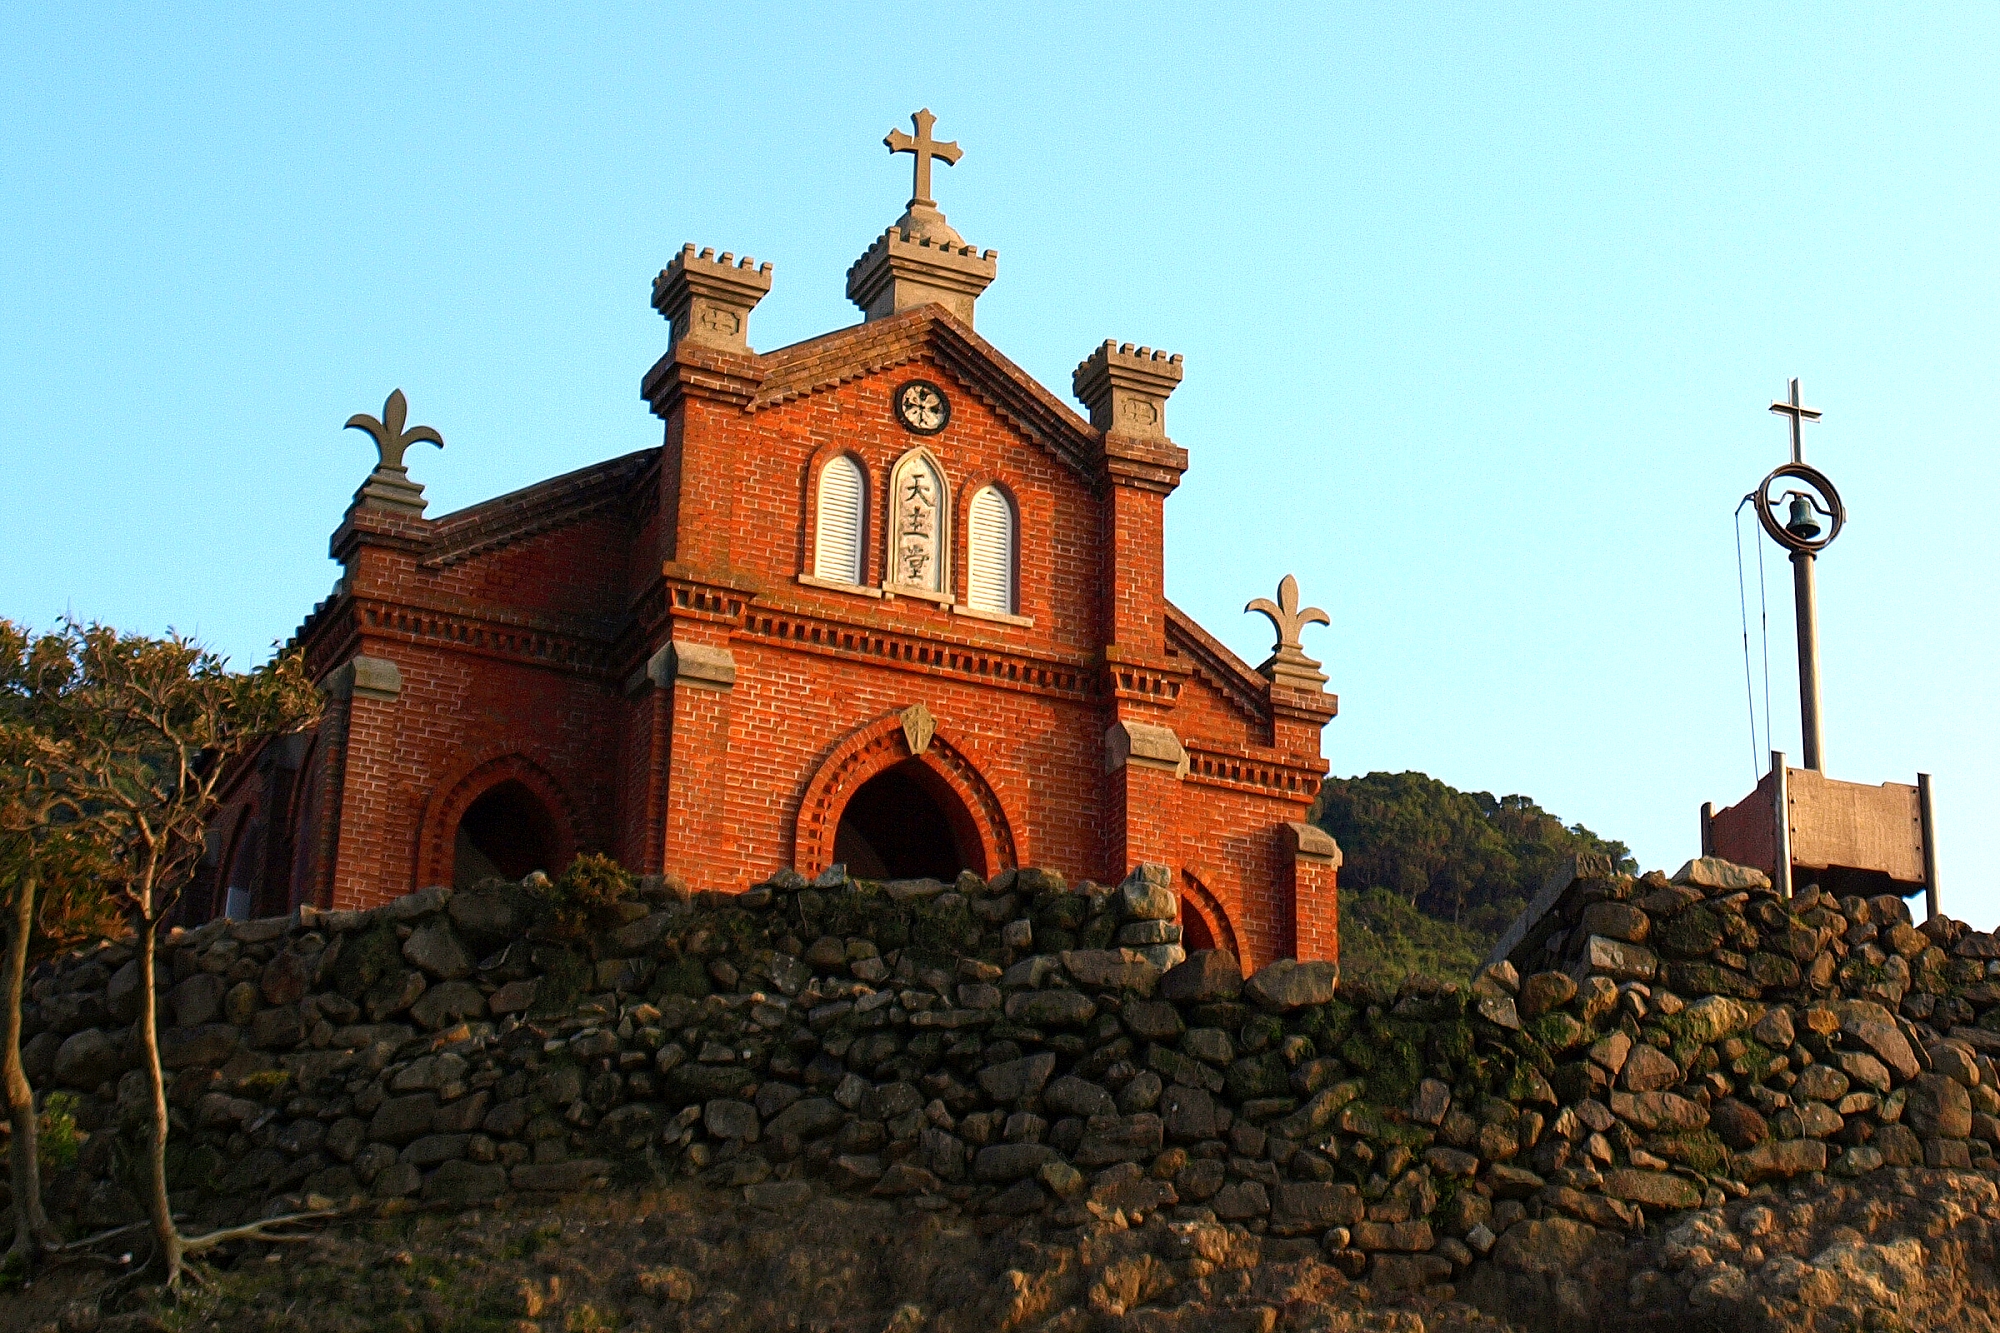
[4,6,1995,920]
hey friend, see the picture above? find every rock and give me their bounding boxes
[1118,920,1181,947]
[1003,988,1097,1027]
[1600,1168,1701,1210]
[487,978,538,1015]
[1476,993,1522,1029]
[1372,1253,1456,1291]
[510,1160,611,1193]
[54,1028,126,1090]
[1588,1030,1632,1075]
[1117,865,1176,921]
[1926,1041,1980,1088]
[1088,1161,1174,1215]
[1074,1113,1164,1166]
[369,1094,439,1145]
[1671,858,1771,890]
[1834,1000,1919,1081]
[372,1162,421,1198]
[170,973,226,1028]
[1874,1123,1922,1166]
[260,949,313,1006]
[225,980,261,1025]
[1159,950,1243,1003]
[1735,1137,1828,1183]
[402,922,473,980]
[973,1143,1058,1182]
[1711,1097,1768,1149]
[1045,1076,1116,1119]
[1410,1078,1451,1126]
[704,1099,759,1141]
[1794,1065,1850,1102]
[1838,1050,1894,1094]
[1753,1006,1795,1049]
[1159,1085,1219,1141]
[1906,1073,1974,1139]
[1579,902,1650,944]
[382,884,450,922]
[978,1053,1056,1103]
[409,980,485,1030]
[607,911,679,954]
[1492,1217,1602,1274]
[1352,1220,1435,1252]
[872,1162,943,1196]
[447,883,535,950]
[1243,959,1338,1011]
[1121,1000,1184,1042]
[1518,971,1577,1020]
[1575,936,1657,982]
[106,960,143,1023]
[1270,1182,1363,1234]
[326,1118,368,1163]
[1619,1044,1681,1093]
[424,1160,509,1204]
[160,1023,240,1068]
[251,1005,305,1048]
[366,969,427,1022]
[1610,1090,1708,1133]
[1475,961,1520,995]
[401,1134,470,1167]
[1210,1181,1269,1220]
[1059,950,1161,994]
[1678,995,1753,1045]
[766,1097,843,1141]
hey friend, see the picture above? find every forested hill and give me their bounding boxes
[1312,770,1636,986]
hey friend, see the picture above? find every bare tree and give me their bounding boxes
[33,623,320,1285]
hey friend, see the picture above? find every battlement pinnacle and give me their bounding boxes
[1072,342,1184,438]
[653,244,774,353]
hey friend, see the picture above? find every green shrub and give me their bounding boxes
[38,1090,82,1175]
[534,852,634,937]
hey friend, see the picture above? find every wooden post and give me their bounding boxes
[1919,772,1940,922]
[1771,752,1792,899]
[1700,802,1715,858]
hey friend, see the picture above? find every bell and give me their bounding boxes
[1785,493,1823,540]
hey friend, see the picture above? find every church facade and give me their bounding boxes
[204,115,1343,970]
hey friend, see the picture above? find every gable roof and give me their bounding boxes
[753,306,1103,483]
[1165,600,1272,725]
[421,448,657,568]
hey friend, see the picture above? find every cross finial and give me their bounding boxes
[884,108,962,210]
[1769,376,1822,464]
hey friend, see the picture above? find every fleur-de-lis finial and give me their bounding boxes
[1246,575,1329,652]
[345,389,444,473]
[1245,575,1331,693]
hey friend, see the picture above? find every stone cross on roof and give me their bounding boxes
[885,108,962,210]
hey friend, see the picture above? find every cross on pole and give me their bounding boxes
[884,108,962,209]
[1769,376,1822,464]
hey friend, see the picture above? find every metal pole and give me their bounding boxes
[1772,751,1792,899]
[1791,550,1824,773]
[1919,772,1940,921]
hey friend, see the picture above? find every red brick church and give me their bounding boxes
[206,113,1343,969]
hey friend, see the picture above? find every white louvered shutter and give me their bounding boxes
[966,485,1017,614]
[815,456,866,584]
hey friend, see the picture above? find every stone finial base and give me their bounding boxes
[846,214,997,325]
[354,465,428,516]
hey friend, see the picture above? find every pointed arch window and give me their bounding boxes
[886,448,949,596]
[965,484,1018,615]
[814,454,867,586]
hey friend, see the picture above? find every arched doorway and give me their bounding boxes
[832,758,980,881]
[1180,901,1217,953]
[453,779,560,888]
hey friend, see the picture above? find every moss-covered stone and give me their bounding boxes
[330,924,402,1001]
[1658,906,1725,958]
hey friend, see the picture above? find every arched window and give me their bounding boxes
[965,485,1017,614]
[886,449,949,595]
[814,454,867,585]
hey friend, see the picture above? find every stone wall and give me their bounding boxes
[8,854,2000,1298]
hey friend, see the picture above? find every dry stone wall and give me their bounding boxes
[10,854,2000,1301]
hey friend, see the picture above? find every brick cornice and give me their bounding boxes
[1164,602,1271,727]
[641,342,768,416]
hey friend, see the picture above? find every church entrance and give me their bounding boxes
[832,758,977,881]
[453,779,559,888]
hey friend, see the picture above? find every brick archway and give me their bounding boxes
[416,750,583,891]
[795,713,1016,879]
[1180,868,1243,964]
